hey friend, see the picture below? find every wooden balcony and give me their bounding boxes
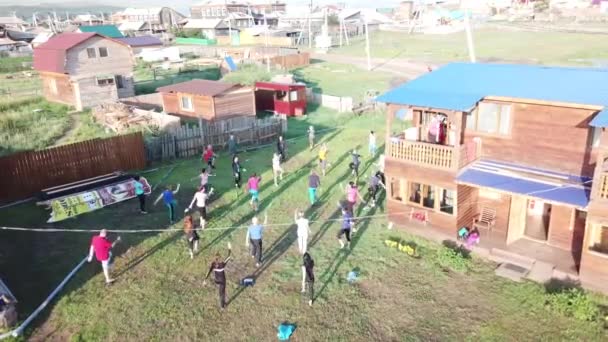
[599,172,608,200]
[388,139,481,171]
[388,139,457,170]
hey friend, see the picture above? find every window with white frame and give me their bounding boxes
[289,90,298,101]
[96,76,115,86]
[591,127,602,148]
[467,102,512,135]
[439,188,455,215]
[589,225,608,255]
[49,78,58,95]
[180,95,193,111]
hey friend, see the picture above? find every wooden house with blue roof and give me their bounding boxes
[378,62,608,293]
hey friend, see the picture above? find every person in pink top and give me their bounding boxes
[88,229,120,284]
[247,173,262,211]
[345,181,364,215]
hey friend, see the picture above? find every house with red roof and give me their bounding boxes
[33,32,135,110]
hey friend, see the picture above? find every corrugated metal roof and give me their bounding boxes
[118,22,146,32]
[157,80,237,96]
[377,62,608,126]
[79,25,124,38]
[116,35,162,47]
[33,32,128,74]
[33,33,98,73]
[457,160,591,209]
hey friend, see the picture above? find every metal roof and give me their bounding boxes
[157,80,237,96]
[116,35,162,47]
[79,25,124,38]
[377,62,608,127]
[33,33,128,74]
[457,160,591,209]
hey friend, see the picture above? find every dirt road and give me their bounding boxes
[311,53,435,82]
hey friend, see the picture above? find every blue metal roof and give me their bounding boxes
[377,63,608,127]
[456,160,591,208]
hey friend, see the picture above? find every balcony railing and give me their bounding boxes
[599,173,608,200]
[388,139,481,171]
[389,139,456,170]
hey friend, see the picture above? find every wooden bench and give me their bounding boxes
[472,207,497,233]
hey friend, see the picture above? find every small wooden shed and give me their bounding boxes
[254,81,307,116]
[157,80,255,121]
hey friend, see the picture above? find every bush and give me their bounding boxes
[222,63,280,86]
[546,288,600,322]
[435,242,471,273]
[0,56,33,73]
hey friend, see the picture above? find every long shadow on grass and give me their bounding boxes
[315,191,384,301]
[200,158,316,253]
[113,231,182,279]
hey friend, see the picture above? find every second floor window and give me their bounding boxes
[181,96,193,111]
[87,48,96,58]
[467,102,512,136]
[99,47,108,58]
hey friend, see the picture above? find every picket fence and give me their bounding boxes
[145,116,285,162]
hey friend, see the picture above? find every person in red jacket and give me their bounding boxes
[88,229,120,284]
[203,145,216,170]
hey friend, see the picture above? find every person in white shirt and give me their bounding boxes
[368,130,377,156]
[272,152,284,187]
[294,209,311,254]
[186,187,214,229]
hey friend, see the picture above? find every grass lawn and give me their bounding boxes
[0,98,71,156]
[0,72,42,104]
[333,28,608,65]
[292,61,393,101]
[0,109,607,341]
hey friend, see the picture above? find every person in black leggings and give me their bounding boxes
[204,248,232,309]
[301,252,315,306]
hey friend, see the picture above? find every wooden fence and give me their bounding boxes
[0,132,146,202]
[145,116,285,162]
[269,52,310,69]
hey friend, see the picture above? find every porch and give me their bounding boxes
[387,138,480,171]
[396,218,579,280]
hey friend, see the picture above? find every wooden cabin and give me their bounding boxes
[254,81,307,116]
[377,62,608,294]
[33,32,135,110]
[157,80,256,121]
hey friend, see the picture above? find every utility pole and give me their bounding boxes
[228,15,232,45]
[308,0,312,49]
[32,13,37,27]
[364,17,371,70]
[464,12,476,63]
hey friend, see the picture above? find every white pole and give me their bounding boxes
[308,0,312,49]
[464,12,476,63]
[88,12,92,26]
[9,256,89,338]
[339,17,342,47]
[32,13,37,27]
[264,9,268,47]
[228,16,232,45]
[364,17,371,70]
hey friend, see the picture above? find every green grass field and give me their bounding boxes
[1,109,607,341]
[0,98,71,156]
[333,28,608,65]
[293,61,393,101]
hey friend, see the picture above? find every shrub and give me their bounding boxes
[435,244,471,273]
[546,288,600,322]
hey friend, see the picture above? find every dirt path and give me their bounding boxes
[311,53,435,81]
[54,111,82,146]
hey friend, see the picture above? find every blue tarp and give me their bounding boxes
[457,161,591,208]
[377,63,608,126]
[225,56,237,71]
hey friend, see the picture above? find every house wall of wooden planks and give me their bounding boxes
[0,132,146,202]
[145,116,285,162]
